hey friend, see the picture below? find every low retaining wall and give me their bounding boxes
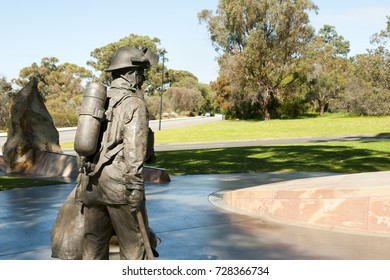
[223,171,390,236]
[0,151,170,183]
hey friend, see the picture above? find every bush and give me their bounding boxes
[145,95,172,120]
[165,87,204,115]
[162,112,170,119]
[170,112,179,118]
[331,77,390,116]
[278,97,309,119]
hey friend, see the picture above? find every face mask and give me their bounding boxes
[120,69,145,89]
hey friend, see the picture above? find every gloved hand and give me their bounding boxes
[125,189,144,212]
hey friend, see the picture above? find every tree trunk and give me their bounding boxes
[320,105,325,116]
[260,90,271,120]
[263,107,271,120]
[318,99,325,116]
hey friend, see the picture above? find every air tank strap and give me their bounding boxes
[79,107,105,121]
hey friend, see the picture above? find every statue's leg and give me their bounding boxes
[82,204,114,260]
[108,204,146,260]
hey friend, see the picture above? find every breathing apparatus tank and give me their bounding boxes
[74,82,107,173]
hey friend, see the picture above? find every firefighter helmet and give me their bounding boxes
[105,47,158,72]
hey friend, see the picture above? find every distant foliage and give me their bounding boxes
[332,17,390,116]
[331,77,390,116]
[14,57,92,127]
[0,77,14,131]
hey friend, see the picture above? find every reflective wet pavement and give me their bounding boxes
[1,172,390,260]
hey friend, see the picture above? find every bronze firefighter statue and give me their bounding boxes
[51,46,159,260]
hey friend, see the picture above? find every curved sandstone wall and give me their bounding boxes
[223,171,390,235]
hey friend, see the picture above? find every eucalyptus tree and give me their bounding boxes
[354,17,389,91]
[199,0,317,120]
[340,17,390,116]
[305,25,350,115]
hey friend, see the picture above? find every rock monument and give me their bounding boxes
[2,77,62,174]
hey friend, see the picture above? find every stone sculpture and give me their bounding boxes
[2,77,62,174]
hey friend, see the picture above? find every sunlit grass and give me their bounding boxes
[60,115,390,148]
[61,142,74,149]
[154,115,390,144]
[150,140,390,175]
[0,176,65,191]
[56,114,390,176]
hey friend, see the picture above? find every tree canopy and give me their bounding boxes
[199,0,318,120]
[200,0,390,119]
[0,34,215,130]
[304,25,351,115]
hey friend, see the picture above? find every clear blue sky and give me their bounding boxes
[0,0,389,84]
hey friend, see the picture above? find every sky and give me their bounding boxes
[0,0,389,85]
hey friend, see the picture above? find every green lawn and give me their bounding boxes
[60,115,390,148]
[59,114,390,175]
[150,140,390,175]
[0,176,65,191]
[154,114,390,144]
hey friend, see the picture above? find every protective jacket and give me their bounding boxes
[75,77,149,205]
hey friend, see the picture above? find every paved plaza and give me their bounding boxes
[1,171,390,260]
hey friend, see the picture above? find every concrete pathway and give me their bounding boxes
[1,172,390,260]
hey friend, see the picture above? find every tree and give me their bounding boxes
[211,66,256,119]
[305,25,350,115]
[355,16,389,90]
[145,95,172,120]
[0,77,14,131]
[168,75,218,116]
[335,17,390,116]
[165,87,204,116]
[332,75,390,116]
[15,57,93,127]
[168,70,198,87]
[199,0,317,120]
[198,82,217,114]
[307,59,348,115]
[317,24,350,58]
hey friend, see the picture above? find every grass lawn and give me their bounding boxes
[149,114,390,175]
[59,114,390,175]
[150,140,390,175]
[153,114,390,144]
[60,114,390,148]
[0,176,65,191]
